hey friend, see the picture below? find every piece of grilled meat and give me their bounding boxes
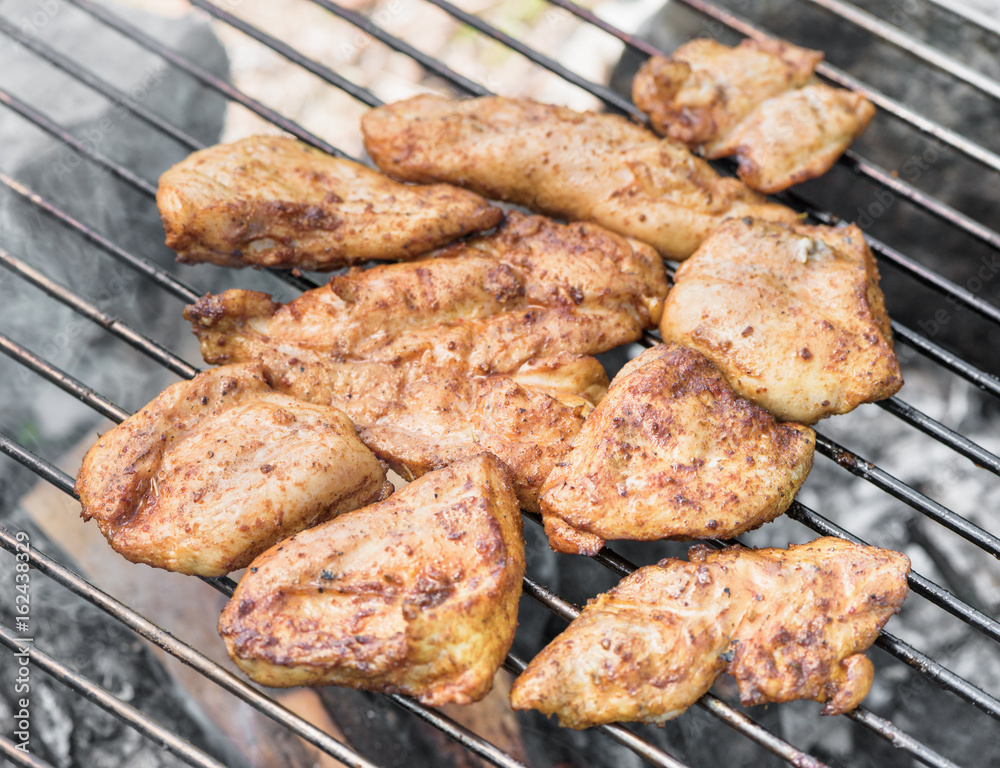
[219,454,525,705]
[157,135,501,269]
[632,39,875,192]
[539,344,815,555]
[186,213,668,509]
[659,218,902,423]
[75,363,389,576]
[633,38,875,193]
[510,538,909,728]
[361,95,797,260]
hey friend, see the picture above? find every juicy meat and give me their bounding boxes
[633,38,875,193]
[185,212,669,509]
[510,538,909,728]
[191,212,667,372]
[361,95,797,260]
[659,218,902,423]
[156,135,501,269]
[74,363,389,576]
[539,344,815,555]
[218,454,525,705]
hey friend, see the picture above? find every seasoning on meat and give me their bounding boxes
[539,344,815,555]
[510,538,909,728]
[219,454,524,705]
[75,363,390,576]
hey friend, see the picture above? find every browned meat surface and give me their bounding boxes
[157,135,501,269]
[659,218,902,423]
[539,344,815,555]
[361,95,797,260]
[185,213,671,509]
[219,454,525,705]
[633,38,875,192]
[510,538,909,728]
[74,363,389,576]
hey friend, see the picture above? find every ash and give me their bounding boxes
[0,1,998,767]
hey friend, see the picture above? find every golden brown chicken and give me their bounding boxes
[659,218,902,423]
[218,454,525,705]
[74,363,389,576]
[510,538,909,728]
[156,135,502,269]
[187,212,667,372]
[185,212,670,508]
[361,95,797,260]
[633,38,875,193]
[539,344,815,555]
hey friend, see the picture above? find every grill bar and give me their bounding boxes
[0,247,200,379]
[0,735,55,768]
[891,322,1000,401]
[0,516,383,768]
[0,623,228,768]
[874,632,1000,720]
[844,709,960,768]
[187,0,382,109]
[0,17,200,151]
[786,502,1000,645]
[875,396,1000,477]
[0,332,129,423]
[0,86,157,195]
[65,0,343,158]
[669,0,1000,175]
[0,172,201,303]
[801,0,1000,102]
[813,433,1000,558]
[312,0,490,97]
[424,0,641,118]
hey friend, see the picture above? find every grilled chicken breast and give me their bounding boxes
[510,538,909,728]
[659,218,902,423]
[192,212,666,372]
[185,213,670,508]
[219,454,525,705]
[361,95,797,260]
[633,38,875,192]
[75,363,389,576]
[539,344,815,555]
[157,135,501,269]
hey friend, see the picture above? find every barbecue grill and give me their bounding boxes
[0,0,998,766]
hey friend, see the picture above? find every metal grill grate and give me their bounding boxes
[0,1,998,766]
